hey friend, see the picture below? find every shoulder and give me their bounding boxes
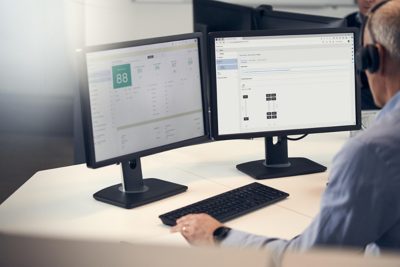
[330,116,400,187]
[358,112,400,157]
[331,137,375,177]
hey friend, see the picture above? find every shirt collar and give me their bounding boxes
[376,90,400,121]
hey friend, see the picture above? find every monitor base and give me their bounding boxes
[236,157,326,180]
[93,178,187,209]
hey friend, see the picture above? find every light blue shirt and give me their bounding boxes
[221,91,400,261]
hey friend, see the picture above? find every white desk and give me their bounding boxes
[0,132,349,245]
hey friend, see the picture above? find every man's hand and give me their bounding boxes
[170,213,223,246]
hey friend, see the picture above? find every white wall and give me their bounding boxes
[0,0,83,97]
[0,0,84,134]
[85,0,193,45]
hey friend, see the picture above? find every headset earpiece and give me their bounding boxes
[361,44,380,73]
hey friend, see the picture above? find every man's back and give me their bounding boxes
[359,93,400,247]
[328,92,400,250]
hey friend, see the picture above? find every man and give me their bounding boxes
[345,0,382,110]
[172,0,400,262]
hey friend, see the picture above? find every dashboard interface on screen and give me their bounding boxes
[86,38,205,162]
[214,32,357,136]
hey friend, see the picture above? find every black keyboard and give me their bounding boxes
[159,182,289,226]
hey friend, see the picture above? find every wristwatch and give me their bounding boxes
[213,226,231,243]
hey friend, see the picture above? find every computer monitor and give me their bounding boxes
[79,33,209,208]
[209,28,360,179]
[254,5,344,30]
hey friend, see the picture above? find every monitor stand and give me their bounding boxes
[236,136,326,179]
[93,158,187,209]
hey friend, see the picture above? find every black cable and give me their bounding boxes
[287,134,308,141]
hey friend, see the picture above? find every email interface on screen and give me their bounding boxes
[214,33,356,135]
[86,39,204,162]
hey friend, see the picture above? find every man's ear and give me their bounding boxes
[376,43,386,74]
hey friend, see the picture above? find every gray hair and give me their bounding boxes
[369,1,400,60]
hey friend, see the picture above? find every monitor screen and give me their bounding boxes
[79,33,209,208]
[83,35,207,166]
[211,29,359,138]
[209,28,360,179]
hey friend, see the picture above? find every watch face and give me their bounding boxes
[213,226,231,241]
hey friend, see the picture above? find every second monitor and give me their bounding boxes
[79,33,209,208]
[209,28,361,179]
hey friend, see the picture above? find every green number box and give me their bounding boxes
[112,64,132,89]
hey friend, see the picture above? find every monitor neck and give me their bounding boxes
[264,136,290,168]
[236,135,326,179]
[121,159,147,193]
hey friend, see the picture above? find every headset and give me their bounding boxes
[360,0,391,73]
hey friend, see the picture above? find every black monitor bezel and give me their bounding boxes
[209,27,361,141]
[79,32,210,168]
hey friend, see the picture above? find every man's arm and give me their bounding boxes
[222,139,398,259]
[171,138,399,263]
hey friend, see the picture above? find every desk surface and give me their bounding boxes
[0,132,349,245]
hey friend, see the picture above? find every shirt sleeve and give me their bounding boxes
[220,138,398,262]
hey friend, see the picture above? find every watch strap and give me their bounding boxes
[213,226,231,242]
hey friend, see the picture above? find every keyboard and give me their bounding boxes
[159,182,289,226]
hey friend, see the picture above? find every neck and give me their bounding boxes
[386,62,400,99]
[382,59,400,103]
[386,81,400,98]
[383,75,400,103]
